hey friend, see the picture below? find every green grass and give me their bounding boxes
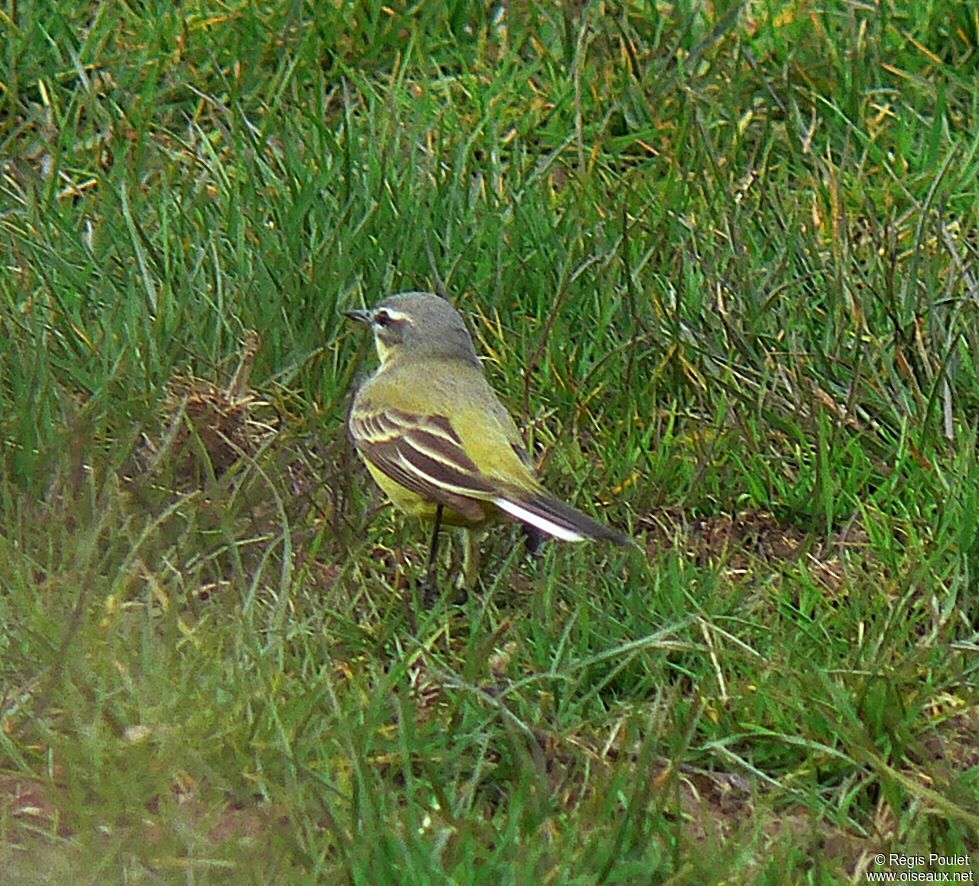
[2,0,978,882]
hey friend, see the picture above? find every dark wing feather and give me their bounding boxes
[350,407,496,518]
[351,406,631,544]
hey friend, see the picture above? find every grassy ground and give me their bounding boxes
[2,1,978,882]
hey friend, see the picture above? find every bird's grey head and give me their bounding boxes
[346,292,481,367]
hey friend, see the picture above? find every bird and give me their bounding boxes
[345,291,630,592]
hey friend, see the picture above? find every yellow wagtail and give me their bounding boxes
[345,292,630,588]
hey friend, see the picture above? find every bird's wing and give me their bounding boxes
[349,406,498,507]
[350,404,630,544]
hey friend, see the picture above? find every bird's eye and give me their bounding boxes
[374,310,391,327]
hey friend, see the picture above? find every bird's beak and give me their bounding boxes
[344,308,372,325]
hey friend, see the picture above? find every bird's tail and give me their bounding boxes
[493,491,631,546]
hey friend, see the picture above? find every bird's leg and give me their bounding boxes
[420,503,444,607]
